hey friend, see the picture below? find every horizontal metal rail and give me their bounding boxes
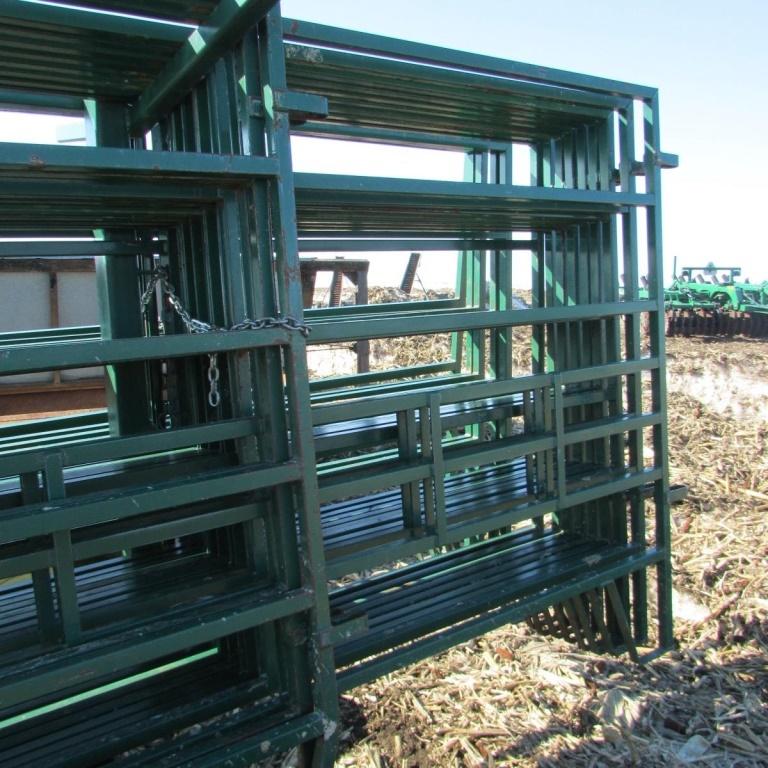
[336,549,664,691]
[0,416,261,476]
[295,172,653,207]
[0,142,279,182]
[308,300,654,342]
[298,237,535,252]
[0,502,261,578]
[0,328,293,375]
[309,362,456,393]
[312,357,658,424]
[0,326,100,347]
[0,1,190,43]
[0,585,314,710]
[0,241,166,258]
[294,121,513,152]
[0,461,301,543]
[283,18,657,99]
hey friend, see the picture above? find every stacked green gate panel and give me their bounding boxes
[0,2,339,766]
[0,2,676,765]
[282,20,676,684]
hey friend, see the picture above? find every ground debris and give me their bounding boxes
[332,336,768,768]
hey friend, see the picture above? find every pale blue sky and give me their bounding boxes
[283,0,768,282]
[1,1,765,287]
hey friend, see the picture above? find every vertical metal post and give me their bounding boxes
[644,94,673,649]
[86,100,151,436]
[259,10,341,765]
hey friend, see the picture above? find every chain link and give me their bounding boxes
[142,268,310,408]
[206,353,221,408]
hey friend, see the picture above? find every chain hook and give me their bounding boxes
[141,268,310,409]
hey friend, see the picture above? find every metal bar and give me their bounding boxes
[311,373,482,404]
[258,9,341,762]
[44,454,82,644]
[0,327,293,375]
[310,358,657,426]
[85,99,150,440]
[307,297,461,319]
[605,581,640,662]
[585,589,614,652]
[0,258,94,272]
[295,172,653,207]
[326,534,440,580]
[418,404,436,532]
[309,301,654,343]
[620,104,649,642]
[0,88,84,115]
[20,471,58,643]
[309,362,455,392]
[282,19,657,99]
[294,121,510,152]
[429,392,448,544]
[337,550,663,691]
[0,462,302,543]
[300,258,370,273]
[355,266,370,373]
[420,468,662,549]
[73,503,259,562]
[270,89,328,120]
[298,238,534,252]
[644,94,674,650]
[1,417,261,476]
[192,713,327,768]
[0,241,166,259]
[0,1,190,43]
[319,462,432,504]
[397,409,420,532]
[553,375,566,502]
[0,141,279,180]
[0,588,316,711]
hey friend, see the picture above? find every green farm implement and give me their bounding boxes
[664,266,768,337]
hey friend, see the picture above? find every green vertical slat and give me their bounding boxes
[463,150,486,380]
[397,409,420,531]
[553,375,567,508]
[418,405,436,531]
[429,392,448,544]
[21,472,58,643]
[644,94,673,650]
[233,26,305,702]
[237,29,298,693]
[44,455,81,644]
[620,104,648,642]
[87,100,152,437]
[259,10,341,766]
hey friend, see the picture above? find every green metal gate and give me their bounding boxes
[0,2,677,765]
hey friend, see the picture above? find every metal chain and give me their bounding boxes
[141,268,310,408]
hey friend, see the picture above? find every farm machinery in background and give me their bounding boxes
[650,264,768,337]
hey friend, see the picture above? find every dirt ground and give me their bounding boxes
[0,387,105,423]
[328,335,768,768]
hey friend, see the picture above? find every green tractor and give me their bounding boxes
[664,264,768,336]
